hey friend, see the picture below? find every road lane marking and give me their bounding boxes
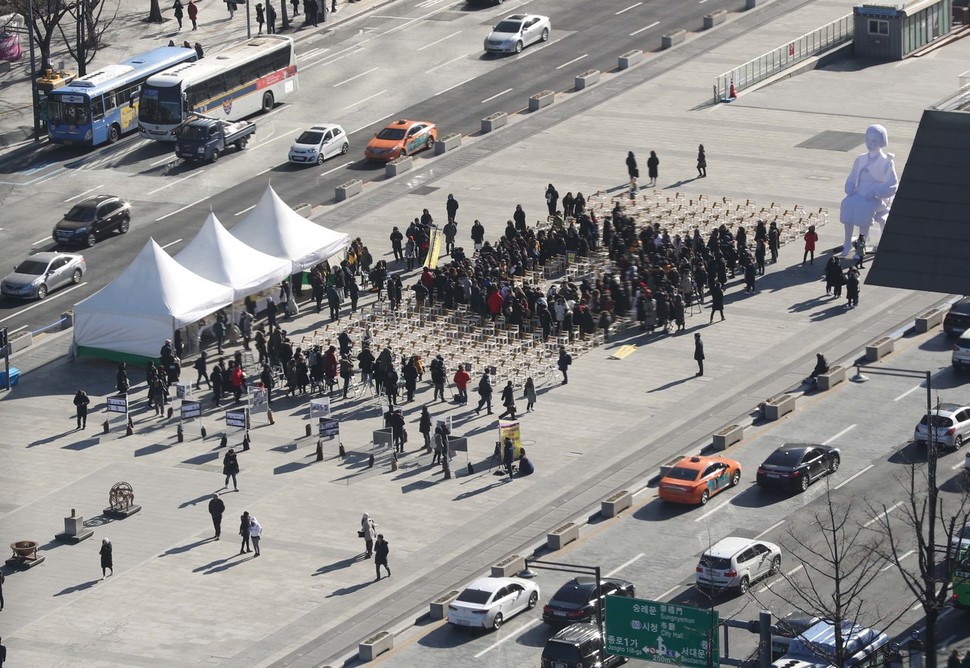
[160,238,183,250]
[235,205,256,216]
[756,520,785,539]
[786,564,804,576]
[33,236,52,245]
[834,464,872,489]
[150,153,175,167]
[64,185,104,202]
[473,618,541,658]
[254,127,300,147]
[333,66,379,88]
[894,384,922,401]
[823,424,856,445]
[864,501,903,528]
[418,30,462,51]
[156,196,210,222]
[481,88,513,104]
[694,500,729,522]
[879,549,914,572]
[631,21,659,35]
[657,584,682,600]
[757,564,804,593]
[350,112,394,135]
[382,4,458,37]
[147,172,198,196]
[319,160,354,178]
[607,553,645,578]
[438,76,476,96]
[616,2,643,14]
[0,282,87,324]
[344,89,388,110]
[952,461,965,470]
[556,54,588,70]
[426,52,471,73]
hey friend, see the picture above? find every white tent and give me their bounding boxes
[174,212,291,300]
[230,184,349,272]
[74,238,234,360]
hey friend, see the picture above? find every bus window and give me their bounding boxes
[92,97,104,120]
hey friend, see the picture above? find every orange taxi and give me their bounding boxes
[364,119,437,161]
[658,455,742,506]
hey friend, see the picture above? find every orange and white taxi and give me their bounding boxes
[658,455,742,506]
[364,119,437,161]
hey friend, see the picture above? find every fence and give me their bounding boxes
[713,13,853,102]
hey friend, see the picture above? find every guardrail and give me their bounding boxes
[713,13,853,102]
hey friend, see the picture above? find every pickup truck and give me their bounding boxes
[175,117,256,163]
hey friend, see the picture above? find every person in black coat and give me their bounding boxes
[475,372,492,415]
[626,151,639,190]
[430,355,446,402]
[223,448,239,491]
[100,538,113,577]
[73,389,90,429]
[709,282,725,323]
[402,356,418,403]
[418,406,433,451]
[647,150,659,187]
[116,362,129,394]
[208,494,225,539]
[694,333,705,376]
[696,144,707,178]
[498,380,516,419]
[239,511,252,554]
[446,194,459,223]
[824,256,843,297]
[374,534,390,580]
[502,438,515,480]
[557,346,572,385]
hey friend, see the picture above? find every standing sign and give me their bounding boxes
[498,421,522,457]
[174,382,192,401]
[604,597,718,667]
[181,400,202,420]
[249,385,267,414]
[318,418,339,437]
[226,408,248,429]
[106,394,128,414]
[309,397,331,420]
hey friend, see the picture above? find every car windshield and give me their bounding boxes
[764,449,802,467]
[179,125,208,141]
[64,205,97,222]
[700,555,732,570]
[13,260,49,275]
[543,642,582,662]
[494,20,522,33]
[920,415,954,428]
[296,131,323,145]
[456,588,492,604]
[376,128,407,141]
[553,586,592,604]
[666,466,700,481]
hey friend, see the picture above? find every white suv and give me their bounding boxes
[695,537,781,594]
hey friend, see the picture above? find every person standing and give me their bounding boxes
[374,534,390,580]
[803,225,819,265]
[430,355,446,402]
[696,144,707,178]
[116,362,129,394]
[187,0,199,29]
[100,538,113,578]
[307,0,318,26]
[223,448,239,491]
[853,234,866,269]
[557,346,572,385]
[453,364,470,405]
[443,219,457,256]
[418,406,433,451]
[208,494,225,540]
[947,650,961,668]
[498,380,516,419]
[502,438,515,480]
[545,184,559,218]
[694,333,705,377]
[249,515,262,557]
[239,511,252,554]
[647,150,659,188]
[475,371,493,415]
[73,389,90,430]
[390,226,404,262]
[0,569,5,611]
[768,221,780,264]
[361,513,377,558]
[709,282,725,323]
[0,636,6,666]
[524,376,537,412]
[625,151,639,190]
[446,194,459,223]
[266,1,277,34]
[194,350,210,390]
[291,0,299,15]
[173,0,184,30]
[255,2,265,34]
[845,268,860,309]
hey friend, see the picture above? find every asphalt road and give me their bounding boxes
[0,0,742,335]
[370,330,970,667]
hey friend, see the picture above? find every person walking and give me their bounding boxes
[524,376,537,412]
[545,184,559,218]
[709,281,725,322]
[453,364,470,405]
[498,380,517,419]
[208,494,225,540]
[173,0,184,30]
[255,2,265,34]
[694,333,705,377]
[239,511,252,554]
[696,144,707,178]
[502,438,515,480]
[446,194,459,223]
[194,350,211,390]
[291,0,299,16]
[475,371,493,415]
[73,389,90,429]
[249,515,262,557]
[99,538,113,578]
[0,569,6,611]
[557,346,572,385]
[223,448,239,491]
[187,0,199,29]
[625,151,639,190]
[374,534,390,580]
[803,225,819,265]
[647,150,659,188]
[361,513,377,558]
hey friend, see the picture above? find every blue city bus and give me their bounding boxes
[47,46,197,147]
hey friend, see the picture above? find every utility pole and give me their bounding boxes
[27,0,41,140]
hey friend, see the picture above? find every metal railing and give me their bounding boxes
[714,13,854,102]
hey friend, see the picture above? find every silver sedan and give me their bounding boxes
[1,251,86,300]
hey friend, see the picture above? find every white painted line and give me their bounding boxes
[823,424,856,445]
[344,89,388,110]
[656,584,682,601]
[834,464,873,490]
[632,487,650,498]
[150,153,175,167]
[606,553,645,578]
[256,165,274,176]
[370,15,412,20]
[756,520,785,539]
[350,112,394,135]
[616,2,643,14]
[556,54,588,70]
[160,238,183,250]
[426,52,472,73]
[473,618,541,658]
[319,160,353,178]
[333,66,379,88]
[147,172,197,196]
[437,76,476,97]
[699,0,709,3]
[757,565,802,593]
[254,127,300,147]
[631,21,659,36]
[64,185,105,202]
[912,601,922,611]
[786,564,804,577]
[234,204,256,217]
[894,384,922,402]
[864,501,903,528]
[0,282,87,324]
[418,30,462,51]
[33,236,52,245]
[952,461,965,470]
[880,549,914,572]
[156,196,209,222]
[694,500,729,522]
[481,88,513,104]
[381,4,455,37]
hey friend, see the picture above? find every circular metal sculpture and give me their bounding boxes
[10,540,39,560]
[108,482,135,511]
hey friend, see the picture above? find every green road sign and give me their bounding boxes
[605,597,718,667]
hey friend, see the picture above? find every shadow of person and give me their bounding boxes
[158,537,212,557]
[28,429,79,447]
[53,579,101,596]
[312,556,359,576]
[326,580,375,597]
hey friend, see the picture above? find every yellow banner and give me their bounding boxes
[499,421,522,458]
[424,227,442,268]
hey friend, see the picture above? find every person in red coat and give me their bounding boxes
[187,0,199,29]
[803,225,819,265]
[453,365,470,404]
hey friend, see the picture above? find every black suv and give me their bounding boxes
[543,577,635,626]
[541,623,627,668]
[53,195,130,248]
[944,297,970,337]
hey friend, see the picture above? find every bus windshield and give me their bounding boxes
[48,97,89,125]
[139,86,183,125]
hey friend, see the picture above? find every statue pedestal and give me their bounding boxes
[55,514,94,544]
[103,504,142,518]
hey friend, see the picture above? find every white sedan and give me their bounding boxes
[288,124,349,165]
[484,14,551,54]
[447,576,540,630]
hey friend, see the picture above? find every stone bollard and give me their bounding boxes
[368,453,375,469]
[103,420,110,434]
[126,417,134,436]
[242,432,250,451]
[201,425,207,439]
[177,424,184,443]
[167,407,174,419]
[267,409,275,425]
[220,433,228,448]
[305,423,312,438]
[339,444,346,458]
[316,439,324,461]
[391,453,398,471]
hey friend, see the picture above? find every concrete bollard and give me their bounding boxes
[368,453,375,469]
[242,432,250,451]
[481,112,508,133]
[103,420,109,434]
[662,30,686,49]
[335,179,363,202]
[201,425,207,439]
[528,90,555,112]
[305,423,312,438]
[339,444,346,458]
[574,69,600,90]
[177,424,184,442]
[385,155,412,178]
[618,50,643,69]
[316,439,324,461]
[220,433,228,448]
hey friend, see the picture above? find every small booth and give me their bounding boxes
[853,0,953,61]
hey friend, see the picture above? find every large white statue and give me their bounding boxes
[839,124,898,256]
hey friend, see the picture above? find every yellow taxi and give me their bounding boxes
[364,119,437,161]
[658,455,741,506]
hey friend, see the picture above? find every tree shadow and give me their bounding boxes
[453,481,505,501]
[53,579,101,596]
[159,537,212,557]
[312,555,363,576]
[134,443,171,457]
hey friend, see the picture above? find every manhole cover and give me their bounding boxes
[797,131,864,152]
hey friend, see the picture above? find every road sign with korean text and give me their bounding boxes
[604,597,718,668]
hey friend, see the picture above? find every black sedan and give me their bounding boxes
[53,195,130,248]
[944,297,970,337]
[756,443,840,492]
[542,576,635,626]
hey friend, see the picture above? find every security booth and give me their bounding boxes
[853,0,953,61]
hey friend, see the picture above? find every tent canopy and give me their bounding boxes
[74,238,234,360]
[230,184,349,272]
[175,212,291,300]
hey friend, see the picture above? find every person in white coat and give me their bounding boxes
[361,513,377,558]
[249,515,262,557]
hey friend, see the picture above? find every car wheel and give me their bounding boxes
[699,489,709,505]
[86,233,97,248]
[238,137,249,150]
[799,474,810,492]
[71,268,82,284]
[210,149,220,163]
[955,434,964,449]
[261,91,275,113]
[769,556,781,576]
[118,216,130,234]
[108,124,120,144]
[37,284,48,299]
[528,591,538,609]
[317,153,325,165]
[738,576,750,594]
[541,28,549,42]
[829,455,840,474]
[730,469,741,487]
[492,612,503,630]
[515,41,523,54]
[341,142,349,155]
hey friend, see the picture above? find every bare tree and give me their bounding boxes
[58,0,119,75]
[148,0,163,23]
[0,0,76,69]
